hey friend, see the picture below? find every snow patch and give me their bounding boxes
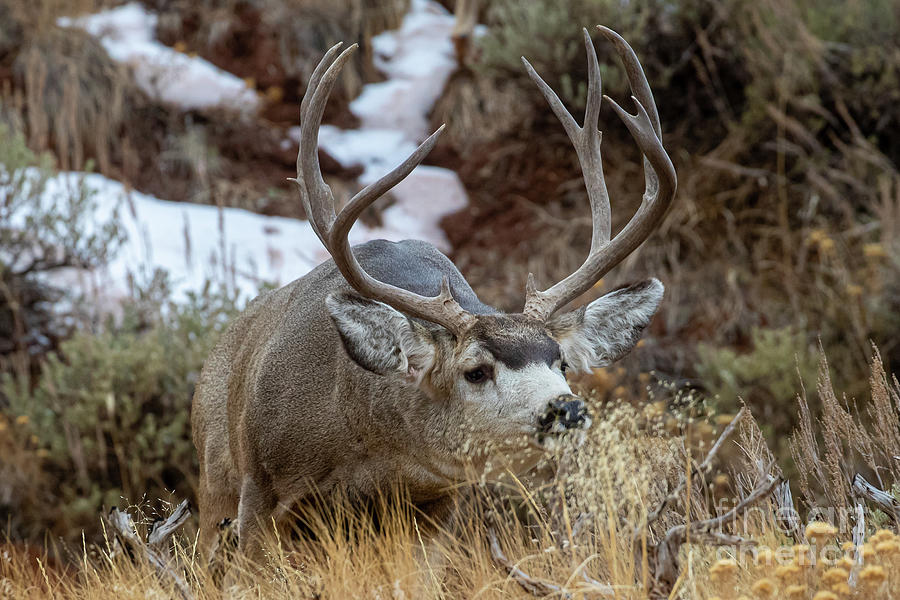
[309,0,462,172]
[302,0,470,220]
[40,0,474,309]
[58,3,259,113]
[313,126,417,183]
[20,170,464,305]
[353,0,458,140]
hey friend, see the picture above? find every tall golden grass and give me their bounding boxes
[4,349,900,598]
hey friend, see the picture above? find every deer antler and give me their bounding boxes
[292,42,476,336]
[522,27,677,321]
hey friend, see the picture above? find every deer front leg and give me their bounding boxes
[411,495,462,591]
[236,475,278,562]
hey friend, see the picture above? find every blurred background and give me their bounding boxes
[0,0,898,546]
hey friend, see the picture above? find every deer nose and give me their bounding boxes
[538,394,589,433]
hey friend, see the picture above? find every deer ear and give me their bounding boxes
[546,279,663,373]
[326,292,436,383]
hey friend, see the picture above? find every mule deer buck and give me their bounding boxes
[192,26,676,557]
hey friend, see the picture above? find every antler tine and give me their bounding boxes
[521,28,611,251]
[581,27,609,251]
[300,42,343,131]
[596,25,661,138]
[522,27,677,321]
[296,42,343,240]
[292,44,476,336]
[334,125,446,236]
[291,42,356,245]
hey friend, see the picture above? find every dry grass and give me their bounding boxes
[1,0,136,174]
[791,347,900,515]
[5,353,900,598]
[0,395,774,599]
[0,400,703,599]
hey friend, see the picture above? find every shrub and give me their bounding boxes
[696,327,818,460]
[697,327,818,412]
[478,0,665,108]
[0,120,122,371]
[0,278,239,540]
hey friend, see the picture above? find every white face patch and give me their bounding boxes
[459,361,575,437]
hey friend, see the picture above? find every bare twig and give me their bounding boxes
[698,156,776,181]
[688,469,780,535]
[580,571,616,597]
[486,525,569,598]
[644,462,781,598]
[638,406,748,539]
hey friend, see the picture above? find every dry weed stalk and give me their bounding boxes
[483,404,783,598]
[791,347,900,510]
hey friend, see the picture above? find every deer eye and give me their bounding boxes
[560,362,569,374]
[464,366,492,384]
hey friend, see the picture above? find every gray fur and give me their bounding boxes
[192,240,661,557]
[547,279,664,373]
[326,292,436,381]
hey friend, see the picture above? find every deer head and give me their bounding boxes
[292,27,676,444]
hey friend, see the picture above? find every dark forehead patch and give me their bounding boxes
[472,316,560,369]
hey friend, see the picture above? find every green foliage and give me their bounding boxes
[1,278,239,539]
[696,327,828,479]
[697,326,818,418]
[803,0,898,46]
[478,0,664,108]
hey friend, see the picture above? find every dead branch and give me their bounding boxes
[486,524,569,598]
[640,430,780,600]
[849,501,865,589]
[637,406,748,539]
[148,500,191,556]
[774,480,802,540]
[650,470,779,595]
[580,572,616,596]
[688,467,780,535]
[852,472,900,523]
[106,504,193,600]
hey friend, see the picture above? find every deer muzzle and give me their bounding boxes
[538,394,590,434]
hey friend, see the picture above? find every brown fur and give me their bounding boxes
[192,240,661,557]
